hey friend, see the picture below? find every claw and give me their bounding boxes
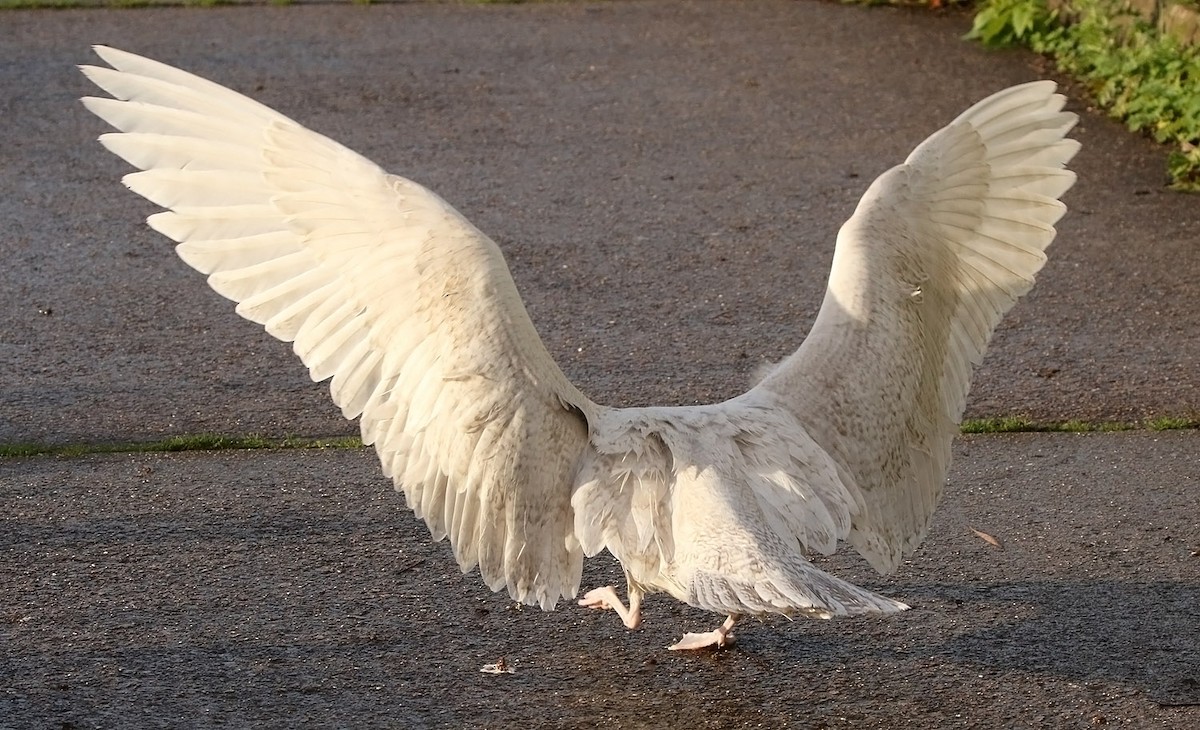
[578,585,642,629]
[668,614,738,651]
[578,586,619,611]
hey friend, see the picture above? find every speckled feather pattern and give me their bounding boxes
[758,82,1078,575]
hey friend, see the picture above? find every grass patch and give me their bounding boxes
[1145,415,1200,431]
[0,433,362,459]
[959,416,1199,433]
[959,416,1041,433]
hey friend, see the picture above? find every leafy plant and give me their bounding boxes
[968,0,1200,190]
[967,0,1061,46]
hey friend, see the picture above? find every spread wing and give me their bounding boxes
[753,81,1079,573]
[81,45,597,609]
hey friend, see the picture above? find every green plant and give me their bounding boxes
[1146,415,1200,430]
[967,0,1060,46]
[968,0,1200,190]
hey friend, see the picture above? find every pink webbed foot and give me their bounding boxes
[578,586,620,611]
[668,614,738,651]
[578,585,642,629]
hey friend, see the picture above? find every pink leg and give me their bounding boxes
[668,614,739,651]
[578,585,642,629]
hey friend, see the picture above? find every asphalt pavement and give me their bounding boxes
[1,2,1197,728]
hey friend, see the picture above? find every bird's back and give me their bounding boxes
[571,395,906,617]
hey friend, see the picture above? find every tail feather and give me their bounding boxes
[688,562,908,619]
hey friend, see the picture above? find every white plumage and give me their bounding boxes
[81,46,1078,650]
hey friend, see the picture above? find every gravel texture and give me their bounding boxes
[2,1,1198,447]
[3,433,1198,728]
[1,2,1198,728]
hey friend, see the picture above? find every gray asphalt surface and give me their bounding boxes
[4,434,1198,728]
[1,1,1198,728]
[3,1,1198,446]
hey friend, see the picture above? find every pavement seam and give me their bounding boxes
[2,418,1197,458]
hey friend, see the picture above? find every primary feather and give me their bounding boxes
[82,46,1078,639]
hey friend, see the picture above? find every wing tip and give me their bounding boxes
[91,44,134,68]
